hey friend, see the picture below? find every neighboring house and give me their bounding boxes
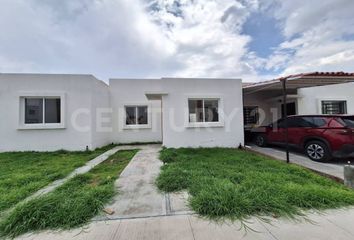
[243,72,354,131]
[0,74,244,152]
[297,82,354,115]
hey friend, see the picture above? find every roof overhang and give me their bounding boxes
[145,91,169,100]
[243,77,354,95]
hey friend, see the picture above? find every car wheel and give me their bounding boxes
[305,141,332,162]
[254,134,267,147]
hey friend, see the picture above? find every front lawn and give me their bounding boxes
[157,148,354,221]
[0,149,138,238]
[0,144,116,214]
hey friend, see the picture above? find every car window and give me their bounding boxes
[276,117,306,128]
[287,117,301,128]
[276,119,285,128]
[298,117,313,127]
[312,117,327,127]
[340,116,354,128]
[275,117,325,128]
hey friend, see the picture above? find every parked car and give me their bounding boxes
[252,115,354,161]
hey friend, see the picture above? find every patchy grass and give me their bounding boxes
[0,149,138,238]
[157,148,354,221]
[0,144,116,214]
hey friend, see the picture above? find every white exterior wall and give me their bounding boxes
[0,75,244,151]
[162,78,244,148]
[297,82,354,115]
[0,74,110,152]
[109,79,163,144]
[90,80,112,149]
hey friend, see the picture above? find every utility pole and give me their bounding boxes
[282,78,290,163]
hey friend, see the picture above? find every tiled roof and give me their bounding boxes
[301,71,354,77]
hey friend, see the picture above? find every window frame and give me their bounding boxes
[123,104,151,130]
[18,92,66,130]
[186,96,224,128]
[321,100,347,115]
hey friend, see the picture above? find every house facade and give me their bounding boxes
[0,74,244,152]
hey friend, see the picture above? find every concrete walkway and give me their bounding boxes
[18,207,354,240]
[248,144,345,180]
[96,144,190,220]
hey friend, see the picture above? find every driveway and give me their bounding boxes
[96,144,190,220]
[248,144,346,180]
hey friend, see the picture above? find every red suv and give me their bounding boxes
[253,115,354,161]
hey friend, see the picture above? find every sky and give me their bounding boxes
[0,0,353,82]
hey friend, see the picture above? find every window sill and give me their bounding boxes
[123,124,151,130]
[186,122,224,128]
[18,124,66,130]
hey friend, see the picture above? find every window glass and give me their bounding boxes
[125,106,148,125]
[125,107,136,125]
[137,106,148,124]
[188,99,204,122]
[312,117,326,127]
[188,100,197,122]
[277,117,303,128]
[45,99,61,123]
[299,117,314,127]
[340,116,354,128]
[275,119,285,128]
[287,117,302,128]
[188,99,219,123]
[322,101,347,114]
[204,99,219,122]
[25,98,43,124]
[244,106,259,125]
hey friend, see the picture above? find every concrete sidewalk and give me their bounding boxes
[18,207,354,240]
[248,144,345,180]
[96,144,190,221]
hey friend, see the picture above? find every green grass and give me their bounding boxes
[0,149,138,238]
[157,148,354,221]
[0,144,116,214]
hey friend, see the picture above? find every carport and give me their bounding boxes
[243,72,354,131]
[243,72,354,163]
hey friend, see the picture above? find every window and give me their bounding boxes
[322,101,347,114]
[312,117,327,127]
[125,106,148,125]
[244,106,259,125]
[24,98,61,124]
[338,116,354,128]
[276,117,303,128]
[188,99,219,123]
[281,102,296,117]
[276,117,327,128]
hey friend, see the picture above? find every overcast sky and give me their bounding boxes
[0,0,353,82]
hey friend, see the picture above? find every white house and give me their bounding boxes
[243,72,354,133]
[0,73,244,152]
